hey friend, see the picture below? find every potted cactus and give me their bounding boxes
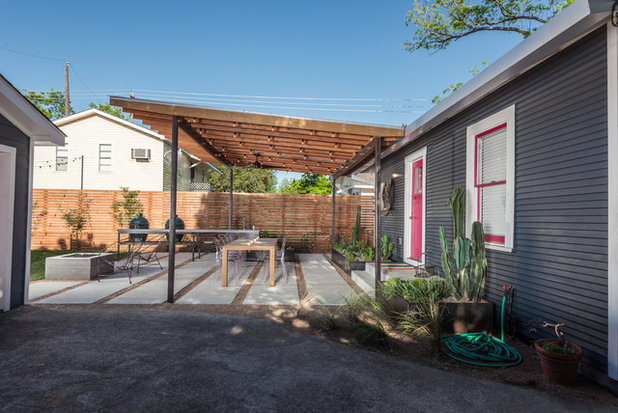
[439,187,493,334]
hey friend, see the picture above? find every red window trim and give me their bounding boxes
[474,123,507,244]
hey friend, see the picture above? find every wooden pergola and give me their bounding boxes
[109,96,404,301]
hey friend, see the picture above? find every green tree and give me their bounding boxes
[280,174,332,195]
[432,61,487,103]
[404,0,575,52]
[22,89,73,120]
[89,103,128,120]
[405,1,574,103]
[207,165,277,193]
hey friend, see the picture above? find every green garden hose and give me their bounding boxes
[441,296,522,367]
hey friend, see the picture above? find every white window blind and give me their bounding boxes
[99,144,112,172]
[477,126,507,241]
[56,144,68,171]
[477,127,506,185]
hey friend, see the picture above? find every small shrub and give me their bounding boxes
[111,187,144,228]
[62,192,92,250]
[381,277,449,303]
[337,293,390,348]
[298,304,336,331]
[381,277,450,351]
[300,232,319,253]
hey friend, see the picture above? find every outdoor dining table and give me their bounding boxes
[221,238,277,287]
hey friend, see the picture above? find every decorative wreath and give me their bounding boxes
[380,180,393,216]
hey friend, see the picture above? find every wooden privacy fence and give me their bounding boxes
[31,189,375,252]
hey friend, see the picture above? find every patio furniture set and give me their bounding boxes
[117,228,286,287]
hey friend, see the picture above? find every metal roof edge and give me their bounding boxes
[109,95,404,133]
[383,0,612,159]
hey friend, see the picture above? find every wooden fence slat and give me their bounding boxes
[30,189,374,252]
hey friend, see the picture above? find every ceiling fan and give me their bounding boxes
[251,153,277,170]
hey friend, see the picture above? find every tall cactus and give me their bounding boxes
[352,205,361,244]
[439,187,488,302]
[447,186,465,240]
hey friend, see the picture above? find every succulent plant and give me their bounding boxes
[439,187,487,302]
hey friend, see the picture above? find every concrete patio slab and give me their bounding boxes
[33,254,176,304]
[28,281,84,301]
[176,261,257,305]
[299,254,354,305]
[107,254,218,305]
[243,261,299,305]
[29,253,358,306]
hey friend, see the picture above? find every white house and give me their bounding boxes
[33,109,219,191]
[336,173,374,196]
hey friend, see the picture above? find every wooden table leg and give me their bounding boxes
[222,247,228,287]
[269,246,276,287]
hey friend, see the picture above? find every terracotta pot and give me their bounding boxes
[535,339,583,385]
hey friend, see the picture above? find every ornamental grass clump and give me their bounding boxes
[381,277,450,350]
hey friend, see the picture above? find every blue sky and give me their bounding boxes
[0,0,523,182]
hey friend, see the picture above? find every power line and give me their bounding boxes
[86,94,423,113]
[69,64,102,104]
[0,45,65,62]
[70,91,428,109]
[71,88,427,102]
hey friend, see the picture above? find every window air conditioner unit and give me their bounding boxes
[131,148,151,161]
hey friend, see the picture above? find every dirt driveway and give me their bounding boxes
[0,305,613,412]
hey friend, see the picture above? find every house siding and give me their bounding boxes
[0,112,30,308]
[33,114,166,191]
[381,27,608,372]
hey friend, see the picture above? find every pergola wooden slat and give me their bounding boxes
[109,96,404,302]
[110,97,403,174]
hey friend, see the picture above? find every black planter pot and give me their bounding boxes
[330,250,366,274]
[442,301,494,334]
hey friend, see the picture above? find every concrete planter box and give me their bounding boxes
[331,250,367,274]
[45,253,114,280]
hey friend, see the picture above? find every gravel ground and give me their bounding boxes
[0,305,615,412]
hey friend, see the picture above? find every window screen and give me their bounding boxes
[99,144,112,172]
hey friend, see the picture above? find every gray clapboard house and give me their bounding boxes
[377,0,618,385]
[0,74,65,311]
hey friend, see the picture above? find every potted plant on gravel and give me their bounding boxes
[439,187,493,334]
[530,321,583,385]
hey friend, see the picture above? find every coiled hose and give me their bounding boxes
[441,296,522,367]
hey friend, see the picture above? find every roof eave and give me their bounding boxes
[0,75,66,146]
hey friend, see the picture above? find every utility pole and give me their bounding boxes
[64,61,70,116]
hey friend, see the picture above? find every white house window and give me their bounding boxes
[466,105,515,252]
[99,144,112,172]
[56,144,68,171]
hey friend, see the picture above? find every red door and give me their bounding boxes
[410,159,423,261]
